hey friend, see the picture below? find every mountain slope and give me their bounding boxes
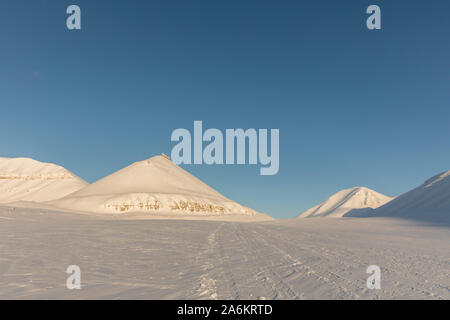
[373,171,450,222]
[298,187,393,218]
[0,157,88,203]
[49,155,261,217]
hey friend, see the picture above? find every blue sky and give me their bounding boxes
[1,0,449,218]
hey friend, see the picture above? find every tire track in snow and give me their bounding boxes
[213,223,245,299]
[245,224,365,299]
[194,223,223,299]
[229,223,302,300]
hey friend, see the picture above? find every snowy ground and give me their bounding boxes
[0,206,448,299]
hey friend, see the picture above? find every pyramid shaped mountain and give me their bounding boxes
[49,155,259,216]
[298,187,393,218]
[0,157,88,203]
[373,171,450,222]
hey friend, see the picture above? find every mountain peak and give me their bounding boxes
[298,186,393,218]
[373,170,450,222]
[50,154,261,217]
[0,157,87,203]
[423,170,450,188]
[126,154,174,170]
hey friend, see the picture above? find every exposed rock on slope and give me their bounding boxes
[0,157,88,203]
[49,155,261,216]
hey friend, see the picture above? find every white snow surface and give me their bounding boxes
[0,206,448,300]
[0,157,87,203]
[298,187,393,218]
[48,155,261,217]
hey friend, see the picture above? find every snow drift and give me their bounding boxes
[372,171,450,222]
[297,187,393,218]
[0,157,87,203]
[49,155,261,217]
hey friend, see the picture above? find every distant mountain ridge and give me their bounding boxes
[298,187,393,218]
[372,170,450,222]
[0,157,87,203]
[2,155,448,223]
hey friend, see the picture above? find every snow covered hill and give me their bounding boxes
[373,171,450,222]
[298,187,393,218]
[49,155,262,217]
[0,157,88,203]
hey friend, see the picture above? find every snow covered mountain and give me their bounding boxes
[0,157,88,203]
[297,187,393,218]
[373,171,450,222]
[49,155,261,217]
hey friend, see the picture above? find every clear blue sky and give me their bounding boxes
[1,0,449,218]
